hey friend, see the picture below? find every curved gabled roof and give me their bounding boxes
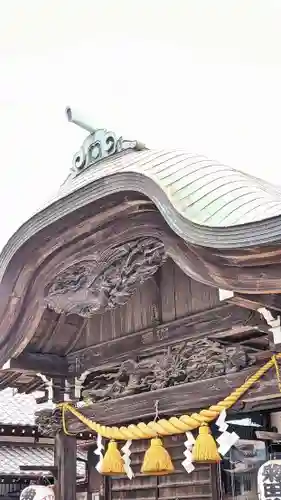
[57,149,281,229]
[1,147,281,281]
[2,119,281,391]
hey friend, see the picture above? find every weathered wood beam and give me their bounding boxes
[233,366,281,412]
[3,352,68,376]
[229,293,281,313]
[241,392,281,413]
[0,372,21,390]
[229,293,281,351]
[60,360,273,433]
[67,304,268,372]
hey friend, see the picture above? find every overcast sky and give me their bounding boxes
[1,0,281,249]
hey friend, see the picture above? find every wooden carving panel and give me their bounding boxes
[45,237,166,317]
[82,339,256,403]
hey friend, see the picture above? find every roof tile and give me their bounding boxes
[0,446,86,476]
[0,389,50,426]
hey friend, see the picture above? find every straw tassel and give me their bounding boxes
[192,423,221,463]
[141,438,174,475]
[100,440,125,475]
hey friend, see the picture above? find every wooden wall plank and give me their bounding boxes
[161,259,220,322]
[189,279,219,315]
[71,278,160,351]
[174,264,192,317]
[109,436,216,500]
[160,260,176,322]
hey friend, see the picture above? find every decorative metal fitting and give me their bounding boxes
[66,107,146,174]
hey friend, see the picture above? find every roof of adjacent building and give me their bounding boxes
[0,445,86,477]
[0,388,50,426]
[0,389,86,477]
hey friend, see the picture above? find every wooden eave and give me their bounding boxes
[0,301,270,394]
[1,145,281,391]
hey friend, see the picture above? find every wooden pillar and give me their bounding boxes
[55,431,77,500]
[87,445,102,500]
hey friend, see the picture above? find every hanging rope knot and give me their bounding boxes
[141,437,174,475]
[192,423,221,463]
[198,423,209,435]
[100,440,125,476]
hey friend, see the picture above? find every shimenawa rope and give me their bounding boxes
[58,354,281,440]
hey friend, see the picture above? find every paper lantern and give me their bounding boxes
[20,485,55,500]
[258,460,281,500]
